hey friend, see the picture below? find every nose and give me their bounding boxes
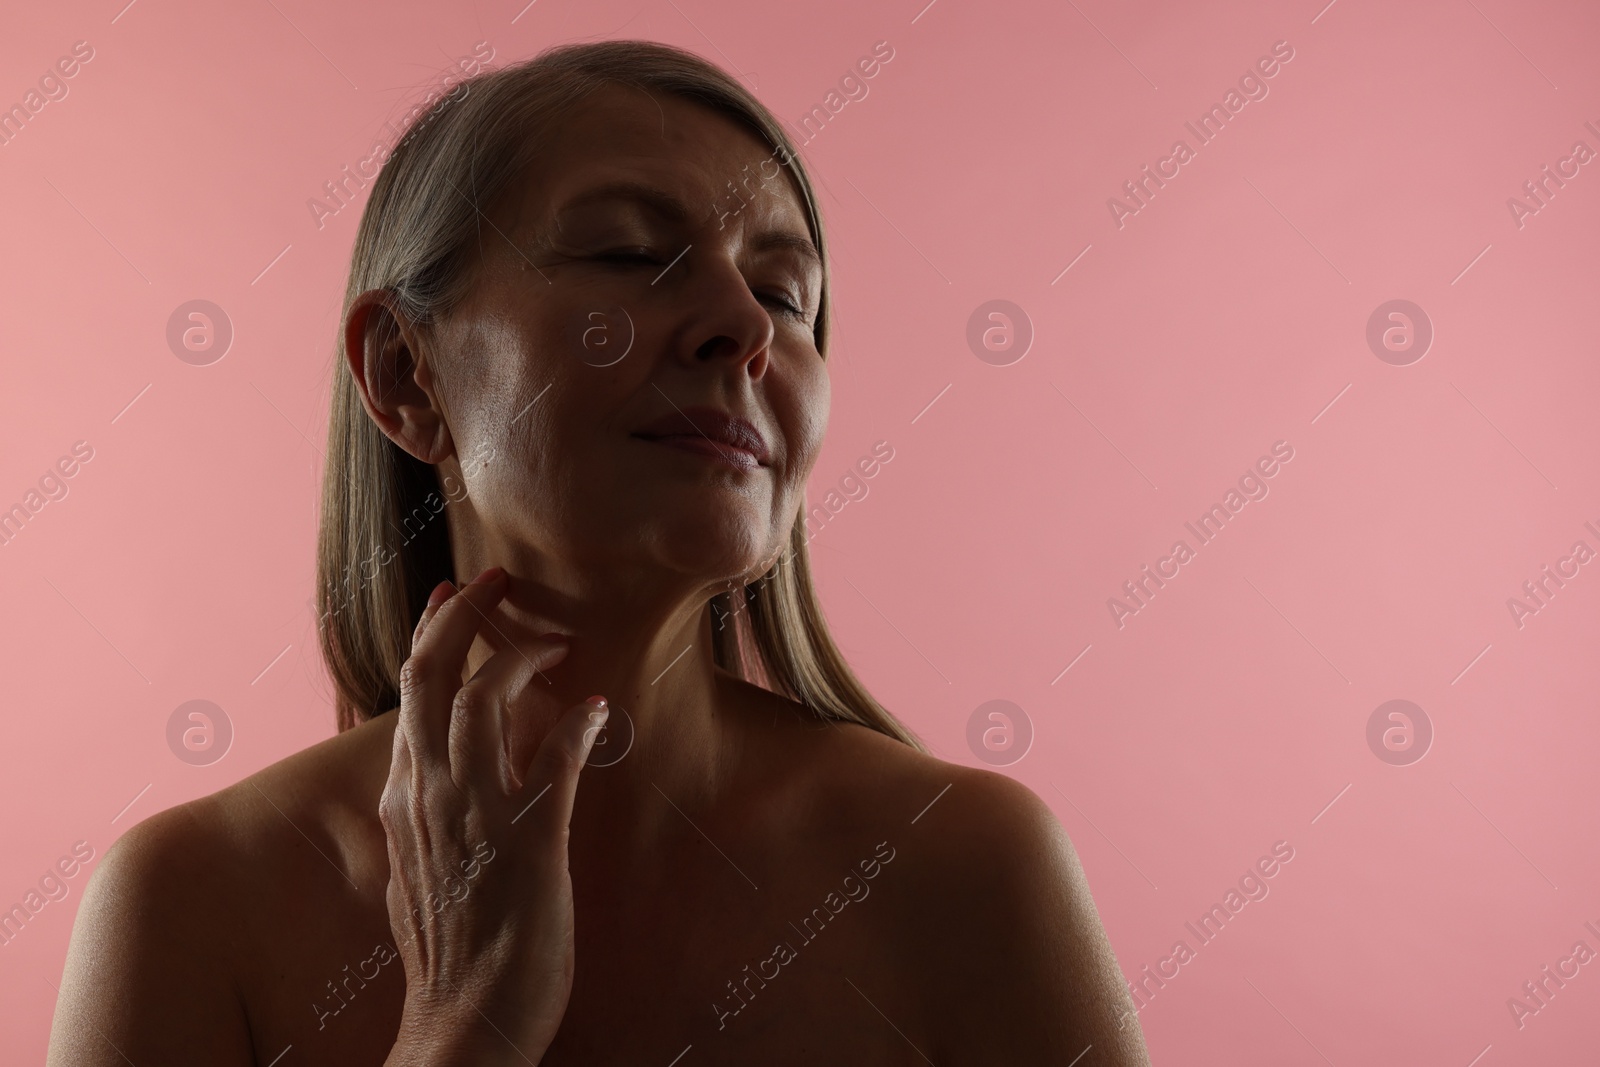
[676,252,775,377]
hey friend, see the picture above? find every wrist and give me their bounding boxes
[388,1034,546,1067]
[390,997,547,1067]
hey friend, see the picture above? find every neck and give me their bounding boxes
[460,564,746,856]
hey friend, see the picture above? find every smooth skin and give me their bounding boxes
[47,84,1151,1066]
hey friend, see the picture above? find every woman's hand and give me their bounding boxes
[380,566,607,1066]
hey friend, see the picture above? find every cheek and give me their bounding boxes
[439,314,582,499]
[769,357,829,519]
[786,358,830,475]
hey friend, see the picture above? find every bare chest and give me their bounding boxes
[238,834,933,1066]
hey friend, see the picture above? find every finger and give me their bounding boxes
[410,579,456,650]
[509,698,608,848]
[398,568,511,762]
[448,636,570,795]
[469,613,569,691]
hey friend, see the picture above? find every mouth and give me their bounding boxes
[632,405,772,470]
[633,434,764,471]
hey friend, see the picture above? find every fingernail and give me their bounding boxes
[585,695,608,709]
[427,580,455,607]
[537,632,569,644]
[470,566,505,586]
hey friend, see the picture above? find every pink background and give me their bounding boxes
[3,0,1598,1062]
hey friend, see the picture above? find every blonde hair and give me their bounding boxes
[316,39,927,752]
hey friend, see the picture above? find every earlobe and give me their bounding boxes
[344,290,456,465]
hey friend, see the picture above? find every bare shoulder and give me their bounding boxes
[780,703,1064,844]
[47,716,395,1066]
[796,718,1153,1065]
[95,711,394,902]
[46,788,250,1065]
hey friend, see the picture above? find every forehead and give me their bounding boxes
[511,83,813,235]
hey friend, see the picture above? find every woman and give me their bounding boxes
[48,40,1150,1066]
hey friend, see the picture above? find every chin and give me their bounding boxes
[656,517,782,583]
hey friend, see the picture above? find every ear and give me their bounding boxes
[343,290,455,465]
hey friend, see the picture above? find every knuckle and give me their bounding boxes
[451,683,490,716]
[377,788,403,830]
[379,771,436,821]
[398,655,432,695]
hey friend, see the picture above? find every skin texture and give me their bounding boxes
[46,85,1152,1066]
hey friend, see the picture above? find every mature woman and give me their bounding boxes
[48,40,1151,1066]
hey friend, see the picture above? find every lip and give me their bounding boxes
[632,405,772,468]
[637,435,763,471]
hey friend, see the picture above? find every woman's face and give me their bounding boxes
[424,84,829,591]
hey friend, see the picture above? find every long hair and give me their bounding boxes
[315,38,927,753]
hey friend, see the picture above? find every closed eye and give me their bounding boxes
[594,249,660,265]
[759,291,807,319]
[598,250,808,320]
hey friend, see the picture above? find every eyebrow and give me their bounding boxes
[554,180,822,266]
